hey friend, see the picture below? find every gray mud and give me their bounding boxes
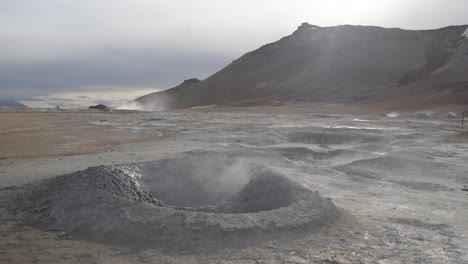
[7,154,342,251]
[1,112,468,263]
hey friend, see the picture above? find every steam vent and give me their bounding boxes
[9,154,342,251]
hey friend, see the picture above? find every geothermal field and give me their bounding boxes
[0,110,467,263]
[1,1,468,263]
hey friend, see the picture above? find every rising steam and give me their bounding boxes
[116,95,170,111]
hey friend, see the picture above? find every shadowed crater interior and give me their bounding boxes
[8,153,344,250]
[138,157,255,209]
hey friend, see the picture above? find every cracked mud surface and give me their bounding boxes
[1,111,467,263]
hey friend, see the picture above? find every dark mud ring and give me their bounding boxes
[287,130,385,145]
[9,154,342,251]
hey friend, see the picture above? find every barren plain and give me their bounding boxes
[1,110,467,264]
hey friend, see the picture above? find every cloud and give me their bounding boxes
[1,0,467,104]
[1,47,230,100]
[20,88,159,108]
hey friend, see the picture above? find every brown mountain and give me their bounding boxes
[126,23,468,112]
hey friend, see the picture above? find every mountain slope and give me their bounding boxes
[131,23,468,111]
[117,78,201,110]
[0,100,28,108]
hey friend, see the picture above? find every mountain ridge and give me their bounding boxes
[0,100,28,109]
[122,23,468,112]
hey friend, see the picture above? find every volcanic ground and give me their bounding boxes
[1,110,468,263]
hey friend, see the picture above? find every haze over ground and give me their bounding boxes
[1,0,467,108]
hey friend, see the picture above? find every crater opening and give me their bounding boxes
[135,155,293,213]
[138,156,253,208]
[8,153,343,249]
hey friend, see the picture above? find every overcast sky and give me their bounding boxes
[1,0,467,108]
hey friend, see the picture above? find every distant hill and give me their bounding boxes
[88,104,109,110]
[0,100,28,108]
[126,24,468,112]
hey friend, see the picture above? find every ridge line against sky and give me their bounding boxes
[1,0,467,108]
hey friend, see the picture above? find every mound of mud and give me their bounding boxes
[9,154,342,250]
[287,130,384,145]
[274,147,348,162]
[335,153,452,186]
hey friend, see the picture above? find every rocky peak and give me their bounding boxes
[183,78,201,84]
[293,22,321,34]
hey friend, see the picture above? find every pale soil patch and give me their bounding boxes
[0,112,161,159]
